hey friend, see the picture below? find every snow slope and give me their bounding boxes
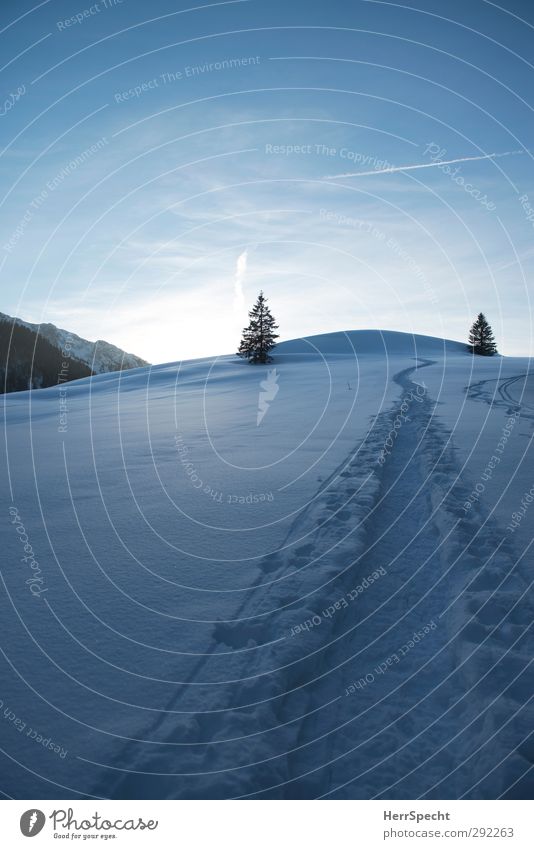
[0,311,149,374]
[0,330,532,800]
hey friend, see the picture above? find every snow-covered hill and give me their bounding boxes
[0,311,149,375]
[1,330,532,800]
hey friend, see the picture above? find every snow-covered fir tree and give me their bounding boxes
[237,291,279,364]
[468,313,498,356]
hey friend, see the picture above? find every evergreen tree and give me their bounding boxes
[468,313,498,356]
[237,291,279,364]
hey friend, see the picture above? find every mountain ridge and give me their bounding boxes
[0,310,149,393]
[0,311,149,374]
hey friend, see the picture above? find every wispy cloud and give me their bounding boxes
[324,150,525,180]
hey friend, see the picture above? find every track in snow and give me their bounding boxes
[90,362,533,800]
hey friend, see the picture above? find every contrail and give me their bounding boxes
[233,249,248,315]
[324,149,524,179]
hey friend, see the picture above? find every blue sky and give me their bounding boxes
[1,0,534,361]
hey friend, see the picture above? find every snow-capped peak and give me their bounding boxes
[0,311,149,374]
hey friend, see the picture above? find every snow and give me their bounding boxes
[276,328,468,357]
[0,330,532,799]
[0,311,149,374]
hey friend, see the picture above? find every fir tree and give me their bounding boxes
[237,291,279,364]
[468,313,498,356]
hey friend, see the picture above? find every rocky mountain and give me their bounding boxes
[0,311,149,393]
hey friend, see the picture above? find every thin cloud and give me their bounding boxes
[324,150,525,179]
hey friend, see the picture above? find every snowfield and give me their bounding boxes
[1,329,532,799]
